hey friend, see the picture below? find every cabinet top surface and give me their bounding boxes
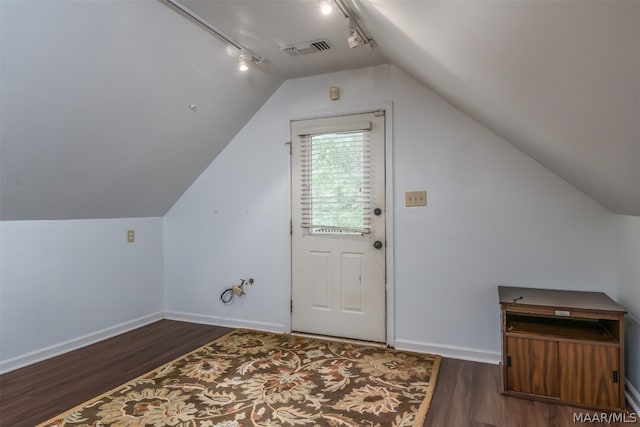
[498,286,627,313]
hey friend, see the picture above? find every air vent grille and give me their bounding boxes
[281,39,334,57]
[310,40,331,51]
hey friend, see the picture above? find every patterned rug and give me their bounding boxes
[38,330,441,427]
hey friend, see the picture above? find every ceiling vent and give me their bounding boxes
[281,39,334,56]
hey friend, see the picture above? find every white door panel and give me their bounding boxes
[291,112,385,342]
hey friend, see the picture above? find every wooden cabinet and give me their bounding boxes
[506,336,559,398]
[499,286,626,411]
[558,342,620,409]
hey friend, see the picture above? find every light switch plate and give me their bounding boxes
[127,230,135,243]
[405,191,427,207]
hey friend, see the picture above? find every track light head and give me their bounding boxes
[319,0,333,15]
[238,53,249,72]
[347,29,365,49]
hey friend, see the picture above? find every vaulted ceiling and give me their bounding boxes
[1,0,638,220]
[355,0,640,216]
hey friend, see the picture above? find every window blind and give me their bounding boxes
[299,130,373,234]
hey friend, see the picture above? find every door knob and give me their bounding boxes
[373,240,383,249]
[373,208,382,216]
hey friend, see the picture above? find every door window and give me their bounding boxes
[300,131,371,235]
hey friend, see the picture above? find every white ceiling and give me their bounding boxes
[0,0,283,220]
[181,0,387,79]
[356,0,640,215]
[1,0,639,219]
[0,0,383,220]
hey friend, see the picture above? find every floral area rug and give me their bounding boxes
[38,329,441,427]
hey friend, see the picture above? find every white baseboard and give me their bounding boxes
[627,380,640,415]
[394,338,501,364]
[163,311,287,334]
[0,312,163,374]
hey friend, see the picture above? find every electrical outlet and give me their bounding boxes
[405,191,427,207]
[127,230,135,243]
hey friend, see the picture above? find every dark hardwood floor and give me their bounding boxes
[0,320,637,427]
[424,357,638,427]
[0,321,232,427]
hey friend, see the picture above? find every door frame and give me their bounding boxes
[287,102,395,347]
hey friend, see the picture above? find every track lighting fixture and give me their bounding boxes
[347,28,363,49]
[319,0,333,15]
[163,0,265,71]
[321,0,374,49]
[238,52,249,72]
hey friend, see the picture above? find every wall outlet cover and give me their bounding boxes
[405,191,427,207]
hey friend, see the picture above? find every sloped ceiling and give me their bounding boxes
[0,0,384,220]
[356,0,640,216]
[1,0,639,220]
[180,0,387,80]
[0,0,282,220]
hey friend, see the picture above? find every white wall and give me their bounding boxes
[0,217,164,372]
[615,215,640,405]
[164,64,619,361]
[617,215,640,321]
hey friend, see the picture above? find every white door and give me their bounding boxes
[291,112,386,342]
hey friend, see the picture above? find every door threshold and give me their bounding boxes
[291,331,389,349]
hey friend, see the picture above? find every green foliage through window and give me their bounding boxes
[306,131,369,234]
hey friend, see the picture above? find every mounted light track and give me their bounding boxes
[330,0,375,49]
[162,0,264,65]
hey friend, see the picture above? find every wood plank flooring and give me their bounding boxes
[0,321,232,427]
[424,357,638,426]
[0,320,637,427]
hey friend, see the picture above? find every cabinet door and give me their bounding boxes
[559,342,620,409]
[506,337,559,397]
